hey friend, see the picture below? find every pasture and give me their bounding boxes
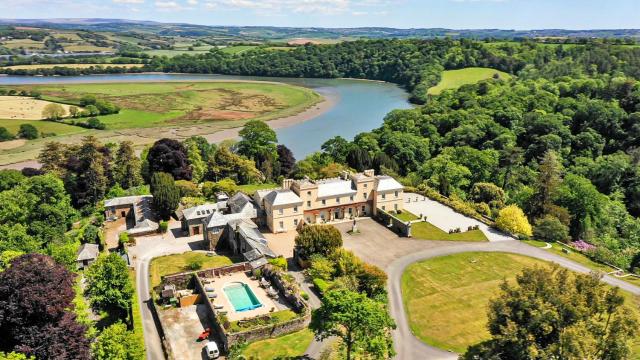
[427,67,512,95]
[401,252,640,355]
[0,96,76,120]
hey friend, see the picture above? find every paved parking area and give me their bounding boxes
[403,193,513,242]
[157,304,214,360]
[334,218,454,269]
[262,231,297,259]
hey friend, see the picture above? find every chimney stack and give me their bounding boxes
[282,178,293,190]
[364,169,375,177]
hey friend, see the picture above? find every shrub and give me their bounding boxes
[330,249,364,277]
[17,124,38,139]
[158,220,168,233]
[295,224,343,259]
[495,204,532,237]
[533,215,569,243]
[0,127,14,141]
[175,180,200,197]
[313,278,330,295]
[187,259,203,270]
[307,254,334,280]
[268,256,288,271]
[118,232,130,246]
[357,263,387,298]
[300,291,310,301]
[202,178,238,199]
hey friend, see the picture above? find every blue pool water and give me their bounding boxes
[223,282,263,312]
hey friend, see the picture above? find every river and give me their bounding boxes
[0,73,411,159]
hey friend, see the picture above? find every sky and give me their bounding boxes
[2,0,640,29]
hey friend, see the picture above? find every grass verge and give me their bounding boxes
[411,221,488,242]
[394,210,419,222]
[129,269,146,358]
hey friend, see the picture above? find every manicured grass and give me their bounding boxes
[241,328,314,360]
[394,210,419,222]
[401,252,640,355]
[411,221,488,242]
[428,67,512,95]
[149,252,234,288]
[236,182,278,194]
[220,45,258,54]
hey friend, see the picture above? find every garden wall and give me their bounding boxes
[375,208,412,237]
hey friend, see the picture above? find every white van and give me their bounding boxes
[205,341,220,359]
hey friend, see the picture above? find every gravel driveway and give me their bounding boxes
[403,193,513,242]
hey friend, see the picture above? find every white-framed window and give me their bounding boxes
[382,194,386,200]
[293,206,298,213]
[320,213,325,220]
[278,208,284,215]
[363,193,367,199]
[382,205,386,210]
[322,199,326,205]
[307,201,311,207]
[350,195,354,201]
[364,183,368,188]
[307,191,311,196]
[306,217,311,223]
[294,219,298,226]
[348,208,353,214]
[336,197,341,204]
[395,191,399,198]
[362,205,366,212]
[279,221,284,230]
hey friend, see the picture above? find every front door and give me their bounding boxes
[193,226,200,235]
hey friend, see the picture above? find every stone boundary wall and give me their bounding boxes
[226,312,311,345]
[151,300,175,360]
[161,262,252,290]
[375,208,412,237]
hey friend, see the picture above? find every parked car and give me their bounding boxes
[205,341,220,359]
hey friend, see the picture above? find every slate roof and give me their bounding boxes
[104,195,150,207]
[229,218,276,258]
[316,179,357,199]
[228,192,258,218]
[375,175,404,192]
[77,243,99,261]
[263,189,303,207]
[181,203,217,221]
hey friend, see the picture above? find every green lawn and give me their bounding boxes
[220,45,258,54]
[241,329,314,359]
[401,252,640,355]
[236,182,278,194]
[411,221,488,242]
[394,210,419,222]
[428,67,512,95]
[149,252,234,288]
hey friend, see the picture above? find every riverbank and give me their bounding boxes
[0,89,337,170]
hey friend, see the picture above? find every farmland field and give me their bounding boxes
[0,96,77,120]
[401,252,640,355]
[2,64,143,70]
[427,67,512,95]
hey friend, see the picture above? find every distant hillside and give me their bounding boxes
[0,18,639,40]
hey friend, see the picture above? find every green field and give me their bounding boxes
[401,252,640,355]
[427,67,512,95]
[411,221,488,242]
[241,329,314,359]
[0,118,87,137]
[149,252,234,288]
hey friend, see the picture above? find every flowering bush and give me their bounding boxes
[571,240,596,252]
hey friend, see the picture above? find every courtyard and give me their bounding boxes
[403,193,513,242]
[157,304,217,360]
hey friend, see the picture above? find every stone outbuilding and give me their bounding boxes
[76,243,100,269]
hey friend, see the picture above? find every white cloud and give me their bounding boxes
[155,0,181,9]
[187,0,198,4]
[112,0,144,3]
[203,0,393,15]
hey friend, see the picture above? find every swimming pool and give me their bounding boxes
[223,282,263,312]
